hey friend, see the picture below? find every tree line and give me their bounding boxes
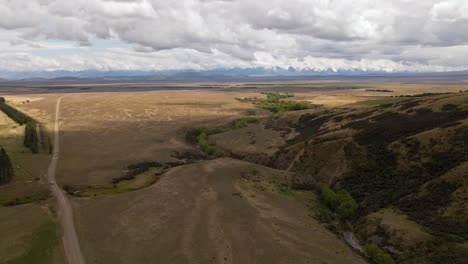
[0,97,35,124]
[24,122,39,153]
[0,147,13,185]
[0,97,39,153]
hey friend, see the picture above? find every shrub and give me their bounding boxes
[257,92,310,113]
[195,128,224,157]
[319,183,340,210]
[364,244,395,264]
[258,100,310,113]
[233,117,258,128]
[319,183,358,219]
[335,191,359,219]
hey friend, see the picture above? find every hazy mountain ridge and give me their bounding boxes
[2,68,468,82]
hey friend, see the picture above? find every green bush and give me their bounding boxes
[195,128,224,157]
[257,92,310,113]
[234,117,258,128]
[336,191,359,219]
[319,183,358,219]
[263,92,294,101]
[319,183,340,209]
[258,100,310,113]
[364,244,395,264]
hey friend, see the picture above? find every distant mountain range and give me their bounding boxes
[1,67,468,82]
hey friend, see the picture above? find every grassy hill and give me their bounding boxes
[207,92,468,263]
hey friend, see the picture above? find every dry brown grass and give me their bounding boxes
[366,208,432,246]
[74,158,365,264]
[2,84,464,264]
[12,91,259,186]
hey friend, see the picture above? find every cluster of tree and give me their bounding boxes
[261,92,294,100]
[0,99,40,153]
[365,89,394,93]
[0,148,14,185]
[364,244,395,264]
[0,99,35,125]
[257,93,310,113]
[194,127,225,157]
[24,122,39,153]
[319,183,358,219]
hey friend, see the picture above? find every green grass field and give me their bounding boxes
[6,221,59,264]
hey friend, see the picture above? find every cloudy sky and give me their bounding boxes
[1,0,468,73]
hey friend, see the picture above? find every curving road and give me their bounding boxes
[47,94,85,264]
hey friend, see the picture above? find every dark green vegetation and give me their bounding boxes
[63,162,167,197]
[24,122,39,153]
[233,117,258,128]
[365,89,394,93]
[0,99,40,153]
[6,222,59,264]
[0,148,14,185]
[342,107,467,232]
[194,127,225,157]
[364,244,395,264]
[111,161,162,184]
[257,92,310,113]
[192,118,261,157]
[0,100,35,125]
[319,183,358,219]
[3,192,50,207]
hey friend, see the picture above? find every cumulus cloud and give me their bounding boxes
[0,0,468,72]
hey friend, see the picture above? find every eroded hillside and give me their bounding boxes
[209,92,468,263]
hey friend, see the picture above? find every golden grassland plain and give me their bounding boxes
[1,82,466,264]
[12,84,453,187]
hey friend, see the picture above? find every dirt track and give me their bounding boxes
[47,95,85,264]
[74,158,365,264]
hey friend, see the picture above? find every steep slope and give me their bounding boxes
[209,92,468,263]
